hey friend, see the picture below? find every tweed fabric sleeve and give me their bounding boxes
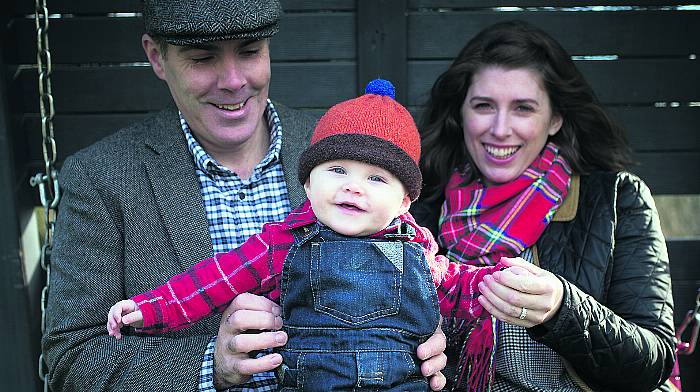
[133,222,294,333]
[401,213,502,320]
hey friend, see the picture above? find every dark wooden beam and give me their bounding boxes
[357,0,408,103]
[0,13,42,390]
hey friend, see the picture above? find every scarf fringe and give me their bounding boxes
[452,316,498,392]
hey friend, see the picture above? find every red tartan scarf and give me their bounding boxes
[438,142,572,391]
[439,142,572,266]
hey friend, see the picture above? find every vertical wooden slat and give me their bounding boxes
[357,0,408,103]
[0,16,41,390]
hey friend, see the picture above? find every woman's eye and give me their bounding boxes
[473,102,492,111]
[516,105,534,112]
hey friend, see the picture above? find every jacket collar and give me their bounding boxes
[143,106,184,156]
[284,200,318,229]
[552,175,579,222]
[142,107,214,270]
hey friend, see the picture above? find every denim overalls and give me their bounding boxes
[276,221,440,391]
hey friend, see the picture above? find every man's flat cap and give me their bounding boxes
[143,0,282,45]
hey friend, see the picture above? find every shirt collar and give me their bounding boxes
[180,99,283,177]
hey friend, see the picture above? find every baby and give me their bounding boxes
[107,80,505,391]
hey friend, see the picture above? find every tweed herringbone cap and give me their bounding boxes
[143,0,282,45]
[298,79,422,200]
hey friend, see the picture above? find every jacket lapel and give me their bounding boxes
[275,102,315,208]
[143,108,213,270]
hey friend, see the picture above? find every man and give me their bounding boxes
[41,0,446,390]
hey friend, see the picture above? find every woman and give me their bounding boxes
[413,20,676,391]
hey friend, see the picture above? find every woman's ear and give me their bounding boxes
[548,113,563,136]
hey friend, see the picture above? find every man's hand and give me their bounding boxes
[417,324,447,391]
[213,293,288,389]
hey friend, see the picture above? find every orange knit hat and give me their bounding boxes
[298,79,422,200]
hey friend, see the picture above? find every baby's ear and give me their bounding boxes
[398,194,412,215]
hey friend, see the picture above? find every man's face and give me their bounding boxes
[143,36,271,155]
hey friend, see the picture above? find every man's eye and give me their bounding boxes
[191,56,213,63]
[241,49,260,56]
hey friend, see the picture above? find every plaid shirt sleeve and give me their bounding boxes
[403,213,503,320]
[132,221,293,333]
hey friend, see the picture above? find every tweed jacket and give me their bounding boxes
[412,171,676,392]
[42,103,316,391]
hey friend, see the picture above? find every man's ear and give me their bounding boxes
[142,34,167,81]
[398,194,412,215]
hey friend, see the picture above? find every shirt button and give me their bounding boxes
[238,192,246,200]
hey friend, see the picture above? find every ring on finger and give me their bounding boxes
[518,306,528,320]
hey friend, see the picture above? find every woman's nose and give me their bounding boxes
[490,112,512,138]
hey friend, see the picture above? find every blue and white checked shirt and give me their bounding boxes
[180,100,290,392]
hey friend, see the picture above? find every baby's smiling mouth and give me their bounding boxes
[337,202,364,212]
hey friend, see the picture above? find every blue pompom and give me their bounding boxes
[365,79,395,99]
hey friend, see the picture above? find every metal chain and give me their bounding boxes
[31,0,59,391]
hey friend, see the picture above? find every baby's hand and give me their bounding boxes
[107,299,143,340]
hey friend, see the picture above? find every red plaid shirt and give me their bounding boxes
[133,200,500,333]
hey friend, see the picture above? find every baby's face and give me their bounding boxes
[304,159,411,237]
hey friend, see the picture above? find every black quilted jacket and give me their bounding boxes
[412,171,676,392]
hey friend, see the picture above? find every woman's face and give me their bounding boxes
[461,66,562,186]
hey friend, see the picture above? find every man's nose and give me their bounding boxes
[218,57,246,91]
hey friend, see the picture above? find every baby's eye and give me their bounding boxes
[329,166,346,175]
[368,175,387,183]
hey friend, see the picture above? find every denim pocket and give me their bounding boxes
[310,240,402,324]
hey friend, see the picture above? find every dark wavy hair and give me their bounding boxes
[420,20,632,202]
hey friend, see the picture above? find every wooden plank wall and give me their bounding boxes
[402,2,700,387]
[2,0,699,390]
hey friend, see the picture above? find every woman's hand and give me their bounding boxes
[477,257,564,327]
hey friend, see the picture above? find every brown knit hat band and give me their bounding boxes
[298,134,422,200]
